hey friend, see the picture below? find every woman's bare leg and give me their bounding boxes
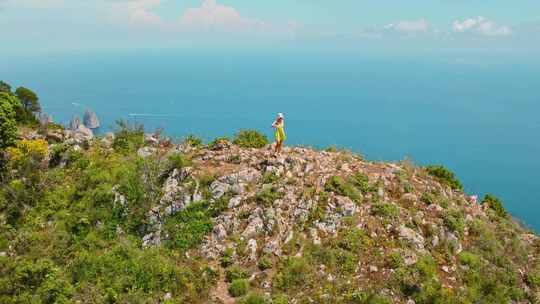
[277,141,283,154]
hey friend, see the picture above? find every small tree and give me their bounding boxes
[482,194,508,218]
[113,120,145,152]
[15,86,41,113]
[0,81,12,93]
[233,129,269,148]
[0,93,19,149]
[425,165,463,191]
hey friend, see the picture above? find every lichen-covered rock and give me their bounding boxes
[137,146,156,158]
[247,239,258,261]
[243,209,264,237]
[144,133,159,145]
[334,195,357,216]
[101,132,115,147]
[142,228,161,248]
[398,225,425,251]
[213,224,227,241]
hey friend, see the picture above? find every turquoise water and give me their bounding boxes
[1,49,539,230]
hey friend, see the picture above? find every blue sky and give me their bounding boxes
[1,0,539,54]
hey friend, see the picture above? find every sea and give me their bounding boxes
[1,49,539,231]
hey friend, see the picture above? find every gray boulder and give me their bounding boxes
[334,195,358,216]
[101,132,115,147]
[137,146,156,158]
[399,225,425,251]
[213,224,228,241]
[76,124,93,138]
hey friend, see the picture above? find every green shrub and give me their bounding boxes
[37,270,74,304]
[526,272,540,288]
[349,172,371,193]
[325,145,339,152]
[415,255,438,279]
[338,228,370,252]
[255,187,284,207]
[481,194,508,218]
[238,293,266,304]
[220,248,235,267]
[6,139,49,170]
[458,251,481,270]
[228,279,249,297]
[425,165,463,191]
[371,202,400,219]
[164,201,214,250]
[444,210,465,235]
[325,175,362,203]
[0,92,19,149]
[112,120,144,152]
[208,136,230,150]
[228,154,242,164]
[420,192,435,205]
[272,294,289,304]
[233,130,269,148]
[387,252,405,269]
[335,248,359,273]
[167,153,192,170]
[225,265,249,282]
[310,244,358,274]
[49,143,69,167]
[184,134,202,147]
[346,291,392,304]
[258,255,273,271]
[262,172,280,184]
[274,257,313,291]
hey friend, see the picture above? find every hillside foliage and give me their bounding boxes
[0,84,537,304]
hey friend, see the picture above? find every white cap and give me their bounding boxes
[277,113,284,118]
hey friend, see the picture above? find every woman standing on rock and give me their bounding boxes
[272,113,286,155]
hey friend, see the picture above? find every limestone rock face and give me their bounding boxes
[101,132,115,147]
[76,124,93,138]
[63,124,94,144]
[334,195,357,216]
[83,109,100,129]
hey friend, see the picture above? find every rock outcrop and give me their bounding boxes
[83,109,100,129]
[69,115,81,130]
[15,129,539,304]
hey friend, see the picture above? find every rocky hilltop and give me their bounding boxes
[1,125,539,304]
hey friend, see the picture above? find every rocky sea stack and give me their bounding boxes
[83,108,100,129]
[2,125,539,304]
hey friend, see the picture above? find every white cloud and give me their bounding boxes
[453,16,512,37]
[384,18,430,34]
[108,0,162,26]
[179,0,264,32]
